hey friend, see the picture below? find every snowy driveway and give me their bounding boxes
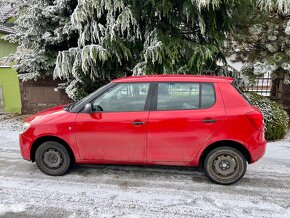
[0,115,290,217]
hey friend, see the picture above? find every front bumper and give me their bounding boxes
[19,133,33,161]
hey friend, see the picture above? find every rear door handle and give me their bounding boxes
[202,119,216,123]
[132,121,145,125]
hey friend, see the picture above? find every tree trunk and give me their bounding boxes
[270,70,284,98]
[269,69,290,116]
[280,83,290,116]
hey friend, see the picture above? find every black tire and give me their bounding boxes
[35,141,71,176]
[204,146,247,185]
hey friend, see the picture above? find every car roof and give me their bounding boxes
[112,75,234,83]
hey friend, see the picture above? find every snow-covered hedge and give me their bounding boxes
[246,92,289,141]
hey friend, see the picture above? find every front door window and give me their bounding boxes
[92,83,150,112]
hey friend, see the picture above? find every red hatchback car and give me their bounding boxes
[19,75,266,184]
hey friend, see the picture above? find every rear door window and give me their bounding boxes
[156,82,215,110]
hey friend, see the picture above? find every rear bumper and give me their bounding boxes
[19,133,32,161]
[249,139,267,164]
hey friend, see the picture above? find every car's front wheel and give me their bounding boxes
[204,146,247,185]
[35,141,71,176]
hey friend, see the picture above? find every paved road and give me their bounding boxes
[0,119,290,217]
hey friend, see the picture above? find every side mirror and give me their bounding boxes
[83,103,92,113]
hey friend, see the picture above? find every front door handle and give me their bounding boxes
[132,121,145,125]
[202,119,216,123]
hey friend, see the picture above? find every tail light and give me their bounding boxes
[246,108,264,130]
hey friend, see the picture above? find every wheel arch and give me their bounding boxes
[30,136,75,163]
[198,140,252,166]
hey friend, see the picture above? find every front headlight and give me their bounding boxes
[20,122,31,134]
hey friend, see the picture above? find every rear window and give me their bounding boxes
[156,82,215,110]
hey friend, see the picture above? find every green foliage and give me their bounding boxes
[6,17,17,23]
[226,1,290,87]
[257,0,290,14]
[4,0,250,99]
[52,0,251,99]
[246,92,289,141]
[6,0,288,99]
[3,0,78,80]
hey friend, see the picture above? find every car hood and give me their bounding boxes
[25,105,68,123]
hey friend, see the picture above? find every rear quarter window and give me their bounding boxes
[201,83,215,108]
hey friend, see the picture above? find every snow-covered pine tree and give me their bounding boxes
[226,0,290,96]
[3,0,78,80]
[53,0,251,100]
[258,0,290,14]
[6,0,283,100]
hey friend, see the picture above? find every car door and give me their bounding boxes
[75,82,151,162]
[147,82,225,162]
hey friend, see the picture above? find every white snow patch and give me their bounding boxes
[0,114,289,217]
[0,204,26,215]
[265,133,290,160]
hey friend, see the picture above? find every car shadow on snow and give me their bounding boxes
[69,163,209,184]
[23,162,288,189]
[67,164,290,189]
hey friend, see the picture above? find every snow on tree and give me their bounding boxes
[4,0,265,100]
[2,0,78,80]
[226,0,290,95]
[258,0,290,14]
[53,0,247,99]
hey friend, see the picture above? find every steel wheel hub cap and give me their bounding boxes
[213,154,238,177]
[43,149,63,169]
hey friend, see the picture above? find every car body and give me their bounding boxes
[19,75,266,184]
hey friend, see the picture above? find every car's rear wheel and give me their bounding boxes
[35,141,71,176]
[204,146,247,185]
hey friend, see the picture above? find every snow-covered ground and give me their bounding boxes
[0,114,289,218]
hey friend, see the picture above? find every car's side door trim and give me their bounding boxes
[144,82,155,111]
[148,82,158,111]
